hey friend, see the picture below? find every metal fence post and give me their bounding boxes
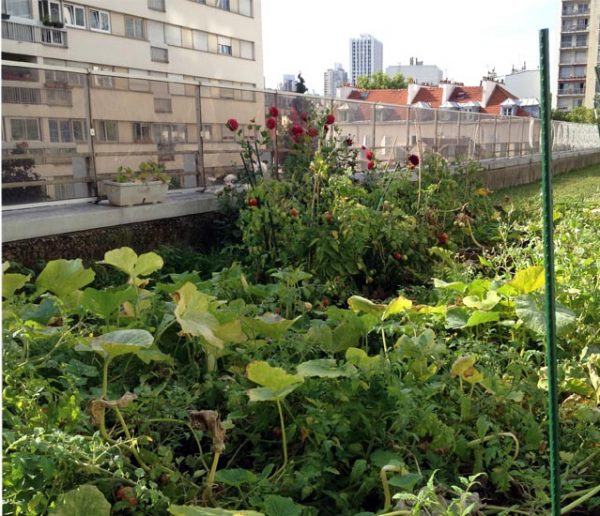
[195,81,206,191]
[406,106,411,151]
[83,70,99,198]
[372,103,377,151]
[492,116,498,158]
[433,109,439,153]
[507,115,512,157]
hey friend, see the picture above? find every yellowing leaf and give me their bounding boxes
[246,361,303,400]
[383,296,413,320]
[347,295,386,316]
[509,266,545,294]
[173,282,223,349]
[450,356,476,377]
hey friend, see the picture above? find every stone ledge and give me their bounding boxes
[2,188,219,243]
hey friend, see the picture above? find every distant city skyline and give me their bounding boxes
[261,0,559,95]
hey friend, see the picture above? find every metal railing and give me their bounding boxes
[2,19,68,46]
[2,61,599,206]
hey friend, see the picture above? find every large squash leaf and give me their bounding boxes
[36,259,95,298]
[50,485,110,516]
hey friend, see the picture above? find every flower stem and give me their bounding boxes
[203,450,221,501]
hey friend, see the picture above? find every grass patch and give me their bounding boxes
[491,163,600,210]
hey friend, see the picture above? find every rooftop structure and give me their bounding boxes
[386,58,443,86]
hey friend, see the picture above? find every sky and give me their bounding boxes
[261,0,560,95]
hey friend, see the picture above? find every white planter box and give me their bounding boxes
[104,180,168,207]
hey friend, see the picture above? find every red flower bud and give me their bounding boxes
[366,150,374,160]
[226,118,239,131]
[408,154,420,167]
[361,145,366,150]
[326,114,335,125]
[269,106,279,117]
[367,161,375,170]
[344,137,353,146]
[301,112,309,122]
[291,124,304,136]
[307,127,318,137]
[266,117,277,130]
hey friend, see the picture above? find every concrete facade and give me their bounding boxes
[349,34,383,85]
[557,0,599,110]
[324,63,348,97]
[2,0,265,201]
[386,59,443,86]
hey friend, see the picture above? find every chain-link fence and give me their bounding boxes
[2,61,599,206]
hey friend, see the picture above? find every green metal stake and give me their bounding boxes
[539,28,561,516]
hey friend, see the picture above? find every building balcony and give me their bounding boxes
[2,85,73,106]
[561,24,589,32]
[2,19,68,47]
[558,75,587,81]
[562,8,591,17]
[558,87,585,95]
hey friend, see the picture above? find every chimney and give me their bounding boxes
[410,57,414,66]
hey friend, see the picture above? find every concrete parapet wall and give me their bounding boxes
[478,149,600,190]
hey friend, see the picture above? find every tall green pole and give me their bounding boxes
[539,28,561,516]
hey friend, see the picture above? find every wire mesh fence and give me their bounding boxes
[2,61,599,206]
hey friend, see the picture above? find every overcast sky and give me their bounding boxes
[261,0,560,95]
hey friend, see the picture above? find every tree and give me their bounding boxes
[356,72,407,90]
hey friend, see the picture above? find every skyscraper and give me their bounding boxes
[557,0,600,110]
[349,34,383,85]
[323,63,348,97]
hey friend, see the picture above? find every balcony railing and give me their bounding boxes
[563,7,590,16]
[562,23,588,32]
[2,20,67,47]
[148,0,165,11]
[558,87,585,95]
[2,86,73,106]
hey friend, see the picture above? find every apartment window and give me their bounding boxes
[147,20,165,44]
[576,34,587,47]
[216,0,229,11]
[165,24,182,46]
[168,74,185,95]
[501,107,515,117]
[89,8,110,32]
[148,0,165,11]
[217,36,232,56]
[48,119,86,143]
[154,97,172,113]
[238,0,252,16]
[10,118,40,141]
[152,124,186,144]
[240,40,254,59]
[151,46,169,62]
[38,0,61,22]
[219,81,234,99]
[95,120,118,142]
[2,0,33,18]
[92,65,114,89]
[133,122,152,143]
[63,3,85,27]
[192,30,208,51]
[129,69,150,92]
[125,16,144,39]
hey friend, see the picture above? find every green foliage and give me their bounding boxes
[356,71,407,90]
[552,106,596,124]
[3,172,600,516]
[113,161,170,183]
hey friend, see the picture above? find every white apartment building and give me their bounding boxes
[349,34,382,85]
[1,0,264,200]
[557,0,599,110]
[386,58,443,86]
[323,63,347,97]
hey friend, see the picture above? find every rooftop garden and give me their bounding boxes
[3,108,599,515]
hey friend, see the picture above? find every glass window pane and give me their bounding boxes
[49,119,59,142]
[60,120,72,142]
[26,119,39,140]
[192,31,208,51]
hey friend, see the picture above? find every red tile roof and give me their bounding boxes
[411,87,443,107]
[448,86,483,104]
[345,83,532,117]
